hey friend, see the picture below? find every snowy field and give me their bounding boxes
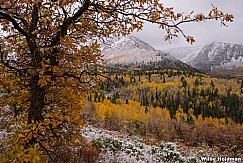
[81,125,214,163]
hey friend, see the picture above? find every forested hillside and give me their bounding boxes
[92,68,243,123]
[86,67,243,157]
[0,0,237,162]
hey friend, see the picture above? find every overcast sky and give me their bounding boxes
[133,0,243,50]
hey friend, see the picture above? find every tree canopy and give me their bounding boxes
[0,0,233,162]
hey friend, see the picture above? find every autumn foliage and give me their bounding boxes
[88,68,243,157]
[94,99,243,156]
[0,0,235,162]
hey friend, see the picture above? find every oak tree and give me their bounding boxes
[0,0,234,162]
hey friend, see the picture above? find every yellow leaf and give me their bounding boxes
[18,133,25,138]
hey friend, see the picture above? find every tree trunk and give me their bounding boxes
[27,34,45,123]
[28,74,45,123]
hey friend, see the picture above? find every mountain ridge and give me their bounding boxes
[102,35,196,71]
[102,36,243,74]
[164,41,243,73]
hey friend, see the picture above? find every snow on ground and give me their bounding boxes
[0,121,239,162]
[81,125,206,163]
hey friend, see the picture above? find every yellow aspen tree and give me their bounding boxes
[0,0,234,161]
[196,114,204,126]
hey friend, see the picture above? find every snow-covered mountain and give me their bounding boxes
[163,45,205,63]
[102,36,194,71]
[102,36,243,73]
[164,42,243,73]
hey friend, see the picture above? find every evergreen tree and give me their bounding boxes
[155,88,159,101]
[241,79,243,89]
[151,94,154,106]
[94,92,98,102]
[210,80,215,87]
[193,78,200,87]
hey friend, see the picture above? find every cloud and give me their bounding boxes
[133,0,243,49]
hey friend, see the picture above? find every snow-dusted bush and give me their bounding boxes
[82,125,203,163]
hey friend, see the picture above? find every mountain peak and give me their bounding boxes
[102,35,156,52]
[209,41,241,48]
[164,41,243,73]
[101,35,194,71]
[126,35,156,51]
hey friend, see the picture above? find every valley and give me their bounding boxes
[84,67,243,162]
[80,36,243,162]
[0,1,241,162]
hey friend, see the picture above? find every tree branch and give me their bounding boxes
[29,4,39,34]
[12,15,29,28]
[49,0,91,47]
[0,12,28,37]
[0,45,24,74]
